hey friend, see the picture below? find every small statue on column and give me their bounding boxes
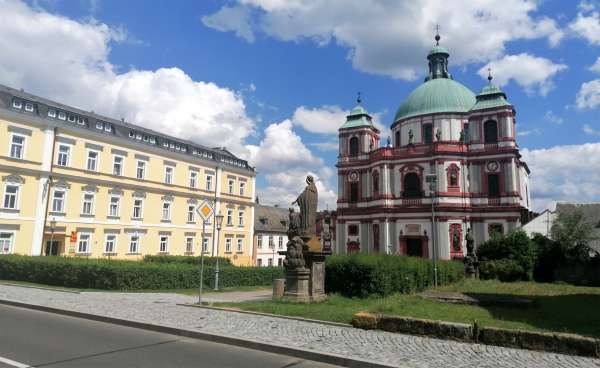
[463,228,479,278]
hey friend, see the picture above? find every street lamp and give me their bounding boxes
[425,173,438,288]
[48,217,57,256]
[214,212,224,291]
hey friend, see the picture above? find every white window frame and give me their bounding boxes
[108,196,120,217]
[205,175,213,191]
[9,133,26,160]
[24,102,34,112]
[187,205,195,223]
[136,160,146,180]
[269,235,274,249]
[0,231,15,254]
[189,171,198,188]
[236,238,243,253]
[104,234,117,254]
[58,111,66,120]
[227,209,233,226]
[81,192,95,215]
[132,198,144,219]
[48,109,57,118]
[185,237,194,253]
[202,237,209,253]
[12,100,22,109]
[257,235,262,249]
[77,233,91,254]
[112,155,124,176]
[239,181,246,196]
[164,166,174,184]
[278,236,283,249]
[2,184,20,210]
[225,238,232,253]
[268,258,273,267]
[128,234,140,254]
[228,179,234,194]
[86,149,99,172]
[159,235,169,253]
[56,144,71,167]
[257,258,262,267]
[238,210,244,227]
[161,201,172,221]
[51,189,66,213]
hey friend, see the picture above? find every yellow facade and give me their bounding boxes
[0,86,256,265]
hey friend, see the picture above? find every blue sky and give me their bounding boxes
[1,0,600,211]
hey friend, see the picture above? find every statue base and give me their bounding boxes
[305,236,322,252]
[283,267,311,302]
[305,251,331,301]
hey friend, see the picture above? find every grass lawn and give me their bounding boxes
[216,280,600,338]
[0,280,269,295]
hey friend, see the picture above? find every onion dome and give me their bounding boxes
[471,70,512,111]
[393,33,475,123]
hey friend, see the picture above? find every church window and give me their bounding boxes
[372,171,379,197]
[403,173,422,198]
[349,183,359,203]
[423,124,433,144]
[349,137,359,156]
[463,123,469,142]
[484,120,498,144]
[447,165,460,188]
[488,223,504,237]
[348,225,359,236]
[488,174,500,197]
[395,131,400,147]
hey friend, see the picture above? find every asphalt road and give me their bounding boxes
[0,304,342,368]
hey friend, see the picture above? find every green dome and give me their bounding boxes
[428,45,449,56]
[393,78,476,122]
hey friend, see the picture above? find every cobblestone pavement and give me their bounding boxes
[201,288,272,302]
[1,285,599,368]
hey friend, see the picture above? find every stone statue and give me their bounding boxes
[452,231,461,252]
[291,175,318,237]
[459,129,465,143]
[408,129,414,144]
[288,208,301,238]
[283,236,305,269]
[463,228,479,278]
[435,128,442,142]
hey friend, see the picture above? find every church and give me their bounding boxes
[335,34,532,260]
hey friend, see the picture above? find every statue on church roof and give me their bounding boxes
[408,129,414,144]
[435,128,441,142]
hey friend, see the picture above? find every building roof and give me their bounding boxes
[0,83,254,172]
[254,204,289,233]
[339,103,378,130]
[555,202,600,254]
[471,80,512,112]
[393,78,476,122]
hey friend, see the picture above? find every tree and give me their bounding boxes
[477,230,536,281]
[550,210,596,263]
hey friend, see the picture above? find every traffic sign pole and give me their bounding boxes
[196,200,214,304]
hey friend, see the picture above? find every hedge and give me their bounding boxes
[325,254,464,297]
[142,255,232,267]
[0,255,283,290]
[479,259,527,282]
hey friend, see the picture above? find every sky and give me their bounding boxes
[1,0,599,212]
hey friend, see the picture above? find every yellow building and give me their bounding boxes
[0,84,256,265]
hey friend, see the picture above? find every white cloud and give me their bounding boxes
[478,54,567,96]
[576,79,600,109]
[544,110,564,124]
[203,0,563,80]
[292,105,347,134]
[583,124,600,136]
[590,57,600,73]
[517,128,542,137]
[201,5,256,43]
[246,120,337,209]
[522,143,600,212]
[569,9,600,45]
[309,141,339,151]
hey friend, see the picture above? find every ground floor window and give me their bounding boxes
[0,232,13,254]
[268,258,273,267]
[77,233,90,253]
[159,236,169,253]
[186,237,194,253]
[257,259,262,267]
[104,234,116,253]
[129,235,140,253]
[202,237,209,253]
[278,258,283,267]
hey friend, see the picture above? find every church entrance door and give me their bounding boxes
[406,238,423,257]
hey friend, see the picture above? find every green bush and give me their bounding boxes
[532,234,564,283]
[0,255,282,290]
[476,230,536,281]
[325,254,464,297]
[142,254,231,267]
[479,259,526,282]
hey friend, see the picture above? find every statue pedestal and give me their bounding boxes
[305,251,330,301]
[283,267,311,302]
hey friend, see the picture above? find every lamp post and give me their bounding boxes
[425,173,438,288]
[48,217,57,256]
[214,212,224,291]
[198,219,207,304]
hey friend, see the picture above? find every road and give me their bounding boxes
[0,304,341,368]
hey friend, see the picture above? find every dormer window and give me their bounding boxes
[58,111,66,120]
[24,103,34,112]
[136,133,142,140]
[104,123,112,132]
[143,135,149,142]
[96,121,103,130]
[77,117,87,126]
[129,131,135,138]
[68,114,76,123]
[149,137,156,144]
[12,99,22,109]
[48,109,57,118]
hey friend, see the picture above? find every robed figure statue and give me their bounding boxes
[292,175,318,237]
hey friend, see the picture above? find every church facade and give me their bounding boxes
[335,36,532,260]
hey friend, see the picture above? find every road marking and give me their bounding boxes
[0,356,30,368]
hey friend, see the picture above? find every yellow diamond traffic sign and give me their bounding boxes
[196,200,214,222]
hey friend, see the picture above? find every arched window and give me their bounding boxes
[488,174,500,197]
[350,183,359,203]
[349,137,359,156]
[423,124,433,144]
[403,173,422,198]
[395,131,400,147]
[447,164,460,189]
[484,120,498,144]
[372,171,379,197]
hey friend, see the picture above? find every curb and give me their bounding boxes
[0,299,395,368]
[179,303,352,329]
[0,282,81,294]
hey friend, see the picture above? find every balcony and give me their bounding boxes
[402,198,422,206]
[488,198,501,206]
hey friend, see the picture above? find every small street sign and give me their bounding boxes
[196,200,214,222]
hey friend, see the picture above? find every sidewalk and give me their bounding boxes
[200,288,272,303]
[0,285,598,368]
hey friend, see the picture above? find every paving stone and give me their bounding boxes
[0,285,599,368]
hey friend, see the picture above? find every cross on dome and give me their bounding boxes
[435,24,441,45]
